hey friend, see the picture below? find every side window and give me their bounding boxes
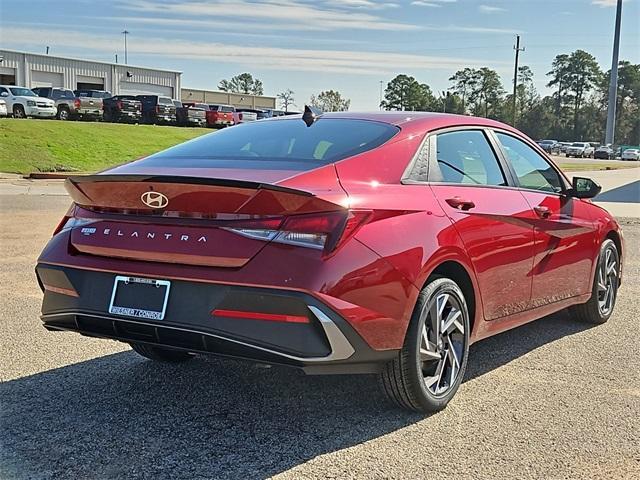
[496,133,563,193]
[433,130,506,186]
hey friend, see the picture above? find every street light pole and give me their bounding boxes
[605,0,623,145]
[379,80,384,110]
[122,30,130,64]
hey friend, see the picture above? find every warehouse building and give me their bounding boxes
[0,49,181,97]
[181,88,276,110]
[0,49,278,109]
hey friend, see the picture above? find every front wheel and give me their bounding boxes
[569,239,620,324]
[130,343,196,362]
[380,277,470,412]
[13,105,26,118]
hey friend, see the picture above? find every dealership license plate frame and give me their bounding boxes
[108,276,171,320]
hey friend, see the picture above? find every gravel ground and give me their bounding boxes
[1,195,638,480]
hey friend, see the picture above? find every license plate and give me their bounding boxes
[108,276,170,320]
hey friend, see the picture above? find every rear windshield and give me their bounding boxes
[210,105,234,112]
[140,118,399,169]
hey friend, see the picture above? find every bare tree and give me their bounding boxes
[277,89,295,112]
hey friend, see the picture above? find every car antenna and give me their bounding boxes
[302,105,322,127]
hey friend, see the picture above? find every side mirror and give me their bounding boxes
[0,92,8,97]
[566,176,601,199]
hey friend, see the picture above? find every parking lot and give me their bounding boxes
[1,191,639,479]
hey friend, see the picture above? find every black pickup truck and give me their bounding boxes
[103,95,142,123]
[174,100,206,127]
[136,95,176,125]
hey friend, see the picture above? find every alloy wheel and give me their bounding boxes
[597,245,618,316]
[420,292,466,396]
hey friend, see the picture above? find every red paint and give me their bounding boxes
[38,112,623,354]
[211,309,310,324]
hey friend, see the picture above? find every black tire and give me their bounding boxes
[57,106,70,121]
[569,239,620,324]
[13,104,26,118]
[380,277,470,413]
[130,343,195,362]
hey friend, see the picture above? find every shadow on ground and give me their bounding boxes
[0,310,592,479]
[596,180,640,203]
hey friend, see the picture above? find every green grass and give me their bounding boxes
[0,118,210,174]
[559,162,638,172]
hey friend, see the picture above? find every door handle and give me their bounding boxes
[445,197,476,211]
[534,205,551,218]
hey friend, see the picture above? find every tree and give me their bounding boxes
[218,73,264,95]
[547,50,602,138]
[505,66,539,126]
[381,74,437,111]
[309,90,350,112]
[449,68,478,113]
[277,89,295,112]
[468,67,505,119]
[599,61,640,144]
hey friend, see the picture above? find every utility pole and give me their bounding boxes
[512,34,525,126]
[379,80,384,110]
[122,30,130,64]
[605,0,623,145]
[115,53,118,64]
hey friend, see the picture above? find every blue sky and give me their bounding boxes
[1,0,638,109]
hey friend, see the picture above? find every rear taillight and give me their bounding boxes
[238,113,243,120]
[155,105,160,113]
[116,100,123,110]
[52,205,79,236]
[74,99,81,109]
[226,210,371,253]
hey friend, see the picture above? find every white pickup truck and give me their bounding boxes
[565,142,595,158]
[0,85,56,118]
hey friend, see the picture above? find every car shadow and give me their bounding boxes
[0,309,593,479]
[595,180,640,203]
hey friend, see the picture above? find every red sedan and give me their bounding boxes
[36,110,623,412]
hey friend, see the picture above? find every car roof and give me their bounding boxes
[266,111,520,133]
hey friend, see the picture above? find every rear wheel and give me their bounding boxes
[380,277,470,413]
[57,106,70,121]
[130,343,195,362]
[569,239,619,324]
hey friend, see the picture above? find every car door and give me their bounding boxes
[493,131,598,307]
[426,128,536,321]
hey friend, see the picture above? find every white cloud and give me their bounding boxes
[323,0,399,9]
[119,0,414,31]
[1,26,510,76]
[479,5,506,13]
[592,0,620,6]
[411,0,456,6]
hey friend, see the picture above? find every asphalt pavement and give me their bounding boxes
[1,194,639,480]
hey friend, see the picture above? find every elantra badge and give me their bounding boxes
[141,191,169,208]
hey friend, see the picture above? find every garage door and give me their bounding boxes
[119,81,173,97]
[31,71,64,88]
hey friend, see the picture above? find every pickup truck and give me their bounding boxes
[137,95,176,125]
[31,87,78,120]
[565,142,595,158]
[174,100,206,127]
[73,90,112,120]
[233,108,258,124]
[0,85,56,118]
[103,95,142,123]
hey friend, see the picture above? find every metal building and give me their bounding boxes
[0,49,181,97]
[181,87,276,110]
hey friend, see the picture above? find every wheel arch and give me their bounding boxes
[605,229,623,285]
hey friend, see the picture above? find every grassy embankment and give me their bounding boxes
[0,118,209,174]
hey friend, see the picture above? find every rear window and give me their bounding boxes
[140,118,399,169]
[159,97,173,105]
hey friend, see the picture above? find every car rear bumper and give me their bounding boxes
[36,263,397,374]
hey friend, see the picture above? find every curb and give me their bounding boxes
[26,172,87,180]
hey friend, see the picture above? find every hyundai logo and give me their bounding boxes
[141,191,169,208]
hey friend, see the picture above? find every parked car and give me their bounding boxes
[566,142,594,158]
[237,108,270,120]
[594,145,615,160]
[37,111,623,413]
[0,85,56,118]
[32,87,78,120]
[103,95,142,123]
[266,109,286,117]
[621,148,640,161]
[233,109,258,124]
[536,139,560,154]
[207,104,235,128]
[137,95,176,125]
[174,100,206,127]
[0,99,7,117]
[557,142,572,154]
[73,90,112,120]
